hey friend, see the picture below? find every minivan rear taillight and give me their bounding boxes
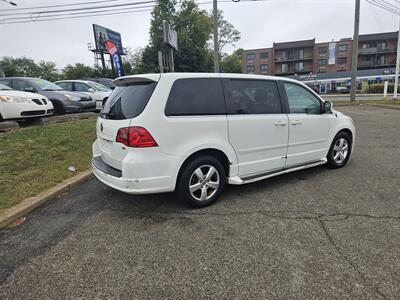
[116,127,158,147]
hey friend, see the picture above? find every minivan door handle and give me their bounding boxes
[291,120,302,126]
[274,121,287,126]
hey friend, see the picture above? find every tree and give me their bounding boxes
[61,63,100,80]
[221,48,243,73]
[36,61,60,82]
[0,57,39,78]
[174,0,214,72]
[139,0,177,73]
[215,10,241,54]
[123,47,144,75]
[139,0,214,73]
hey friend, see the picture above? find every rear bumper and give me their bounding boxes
[92,156,175,194]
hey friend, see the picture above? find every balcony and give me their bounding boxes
[275,54,313,62]
[358,60,396,68]
[358,47,377,55]
[358,47,397,55]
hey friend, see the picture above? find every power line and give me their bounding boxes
[366,0,400,15]
[0,4,156,22]
[0,0,158,17]
[0,0,122,12]
[0,8,153,25]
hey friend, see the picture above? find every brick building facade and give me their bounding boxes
[243,31,398,76]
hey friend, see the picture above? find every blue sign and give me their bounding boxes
[328,42,336,65]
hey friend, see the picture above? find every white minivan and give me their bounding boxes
[92,73,355,207]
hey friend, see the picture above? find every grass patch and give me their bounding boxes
[0,119,96,211]
[333,100,400,106]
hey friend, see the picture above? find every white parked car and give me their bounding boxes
[92,73,355,207]
[0,83,54,121]
[55,80,111,110]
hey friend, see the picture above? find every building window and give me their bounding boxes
[281,51,289,60]
[377,55,385,65]
[362,43,371,49]
[318,47,327,53]
[281,63,289,73]
[296,49,304,59]
[337,57,347,65]
[338,44,348,52]
[247,65,255,73]
[260,64,268,72]
[246,53,255,62]
[295,62,304,72]
[318,59,327,66]
[378,42,387,51]
[260,52,269,60]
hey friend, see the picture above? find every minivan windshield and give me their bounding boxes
[100,81,157,120]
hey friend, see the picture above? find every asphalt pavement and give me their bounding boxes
[0,106,399,299]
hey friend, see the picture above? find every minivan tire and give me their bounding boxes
[326,132,352,169]
[177,155,226,208]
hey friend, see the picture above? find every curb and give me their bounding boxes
[0,170,93,230]
[0,121,19,133]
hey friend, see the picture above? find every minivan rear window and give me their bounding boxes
[100,82,157,120]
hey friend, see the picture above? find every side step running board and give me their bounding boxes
[228,159,327,185]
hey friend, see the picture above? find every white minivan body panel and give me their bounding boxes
[227,114,288,177]
[286,114,329,167]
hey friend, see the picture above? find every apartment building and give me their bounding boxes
[273,39,315,76]
[243,31,398,77]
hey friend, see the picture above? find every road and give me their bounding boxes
[1,106,400,299]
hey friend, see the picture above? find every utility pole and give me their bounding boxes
[350,0,360,102]
[393,19,400,100]
[213,0,219,73]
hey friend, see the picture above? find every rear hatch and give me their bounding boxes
[96,74,160,170]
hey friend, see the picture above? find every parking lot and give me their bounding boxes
[0,105,399,299]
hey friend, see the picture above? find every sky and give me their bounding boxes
[0,0,399,70]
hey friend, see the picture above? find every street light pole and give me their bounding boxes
[213,0,219,73]
[350,0,360,102]
[393,19,400,100]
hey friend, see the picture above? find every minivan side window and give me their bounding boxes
[283,83,321,114]
[224,79,282,114]
[165,78,226,116]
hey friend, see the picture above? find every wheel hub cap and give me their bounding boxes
[333,138,349,164]
[189,165,220,201]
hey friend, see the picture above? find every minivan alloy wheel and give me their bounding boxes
[333,138,349,164]
[189,165,220,201]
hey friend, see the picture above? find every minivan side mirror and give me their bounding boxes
[88,88,95,93]
[24,86,36,93]
[323,101,332,113]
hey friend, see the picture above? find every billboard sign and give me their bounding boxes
[105,41,122,77]
[163,20,178,50]
[93,24,124,55]
[328,42,336,65]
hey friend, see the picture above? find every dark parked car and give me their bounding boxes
[83,78,116,90]
[0,77,96,114]
[335,86,350,94]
